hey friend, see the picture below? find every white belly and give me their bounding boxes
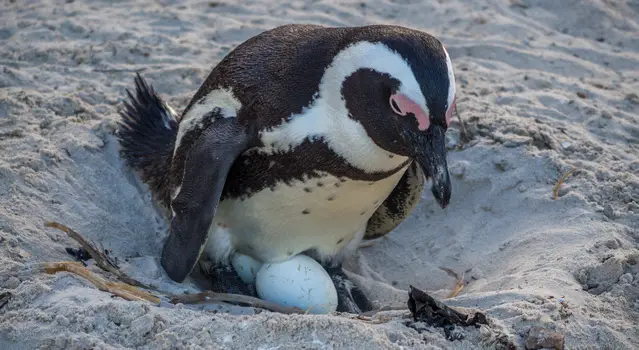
[205,167,408,264]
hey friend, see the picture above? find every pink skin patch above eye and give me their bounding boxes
[390,93,456,130]
[389,93,430,131]
[445,95,456,127]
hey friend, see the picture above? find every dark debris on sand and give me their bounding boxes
[405,285,517,348]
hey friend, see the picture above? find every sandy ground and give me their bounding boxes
[1,0,638,349]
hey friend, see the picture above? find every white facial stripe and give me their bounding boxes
[326,41,427,111]
[442,45,456,111]
[174,88,242,151]
[259,41,422,173]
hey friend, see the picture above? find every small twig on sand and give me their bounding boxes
[353,314,394,324]
[304,305,313,314]
[359,236,388,249]
[93,68,147,73]
[337,306,403,324]
[447,279,465,299]
[45,222,152,289]
[36,261,160,304]
[359,240,378,248]
[170,291,305,314]
[553,168,577,200]
[439,267,466,298]
[454,104,473,144]
[359,304,408,317]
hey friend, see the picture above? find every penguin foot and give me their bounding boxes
[203,263,257,297]
[324,265,374,314]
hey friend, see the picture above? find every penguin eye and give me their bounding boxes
[388,93,431,131]
[389,95,405,116]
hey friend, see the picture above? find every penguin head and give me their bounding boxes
[337,32,455,208]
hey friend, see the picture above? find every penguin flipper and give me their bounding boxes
[161,116,255,282]
[364,161,425,240]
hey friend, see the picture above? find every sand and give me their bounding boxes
[1,0,638,349]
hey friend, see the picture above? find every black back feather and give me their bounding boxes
[117,73,178,208]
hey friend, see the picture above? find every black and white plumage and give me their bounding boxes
[117,24,456,313]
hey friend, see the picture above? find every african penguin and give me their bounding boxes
[117,24,456,313]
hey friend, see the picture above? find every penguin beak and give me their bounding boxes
[412,124,451,209]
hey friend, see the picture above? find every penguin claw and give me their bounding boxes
[202,262,257,297]
[323,265,374,314]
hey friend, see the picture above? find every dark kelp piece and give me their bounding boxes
[407,285,488,327]
[0,292,12,310]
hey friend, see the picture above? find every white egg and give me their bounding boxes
[231,253,264,284]
[255,255,338,314]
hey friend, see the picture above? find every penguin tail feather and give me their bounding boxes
[117,73,178,208]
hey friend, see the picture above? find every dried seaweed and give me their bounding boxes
[407,285,487,327]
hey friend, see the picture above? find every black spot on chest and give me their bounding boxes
[220,138,409,200]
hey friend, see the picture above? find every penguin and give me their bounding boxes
[117,24,456,314]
